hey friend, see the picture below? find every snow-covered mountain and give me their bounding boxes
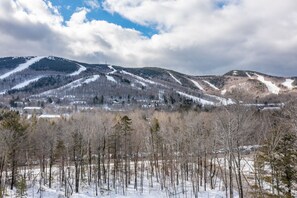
[0,56,296,109]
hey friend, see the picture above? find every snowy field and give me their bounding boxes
[3,161,235,198]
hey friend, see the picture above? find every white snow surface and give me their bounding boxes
[168,72,182,85]
[106,75,117,83]
[246,72,252,79]
[177,91,215,106]
[221,89,227,95]
[0,56,45,79]
[203,80,219,90]
[68,64,87,76]
[188,78,205,91]
[120,70,158,85]
[40,75,100,95]
[255,74,280,94]
[206,94,236,105]
[38,114,61,119]
[282,79,295,90]
[11,76,43,90]
[107,65,117,74]
[84,75,100,84]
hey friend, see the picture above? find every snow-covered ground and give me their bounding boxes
[221,89,227,95]
[177,91,235,106]
[205,94,235,105]
[168,72,182,85]
[107,65,117,75]
[120,70,159,86]
[106,75,117,83]
[11,76,43,90]
[177,91,215,106]
[246,72,252,79]
[40,75,100,95]
[282,79,295,90]
[3,161,233,198]
[68,64,87,76]
[188,78,205,91]
[203,80,219,90]
[254,74,280,94]
[0,56,45,79]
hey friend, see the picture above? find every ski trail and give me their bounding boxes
[188,78,205,91]
[203,80,219,90]
[12,76,43,90]
[40,75,100,95]
[68,64,87,76]
[120,70,158,85]
[168,72,182,85]
[254,74,280,94]
[0,56,45,79]
[282,79,295,90]
[177,91,214,106]
[107,65,117,74]
[106,75,117,83]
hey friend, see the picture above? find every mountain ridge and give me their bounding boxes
[0,56,296,110]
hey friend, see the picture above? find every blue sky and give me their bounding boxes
[50,0,157,37]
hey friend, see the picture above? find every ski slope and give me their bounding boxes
[168,72,182,85]
[11,76,43,90]
[188,78,205,91]
[106,75,117,83]
[68,64,87,76]
[282,79,295,90]
[255,74,280,94]
[121,70,158,85]
[0,56,45,79]
[206,94,235,105]
[40,75,100,95]
[203,80,219,90]
[107,65,117,74]
[246,72,252,79]
[177,91,214,106]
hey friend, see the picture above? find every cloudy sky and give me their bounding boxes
[0,0,297,76]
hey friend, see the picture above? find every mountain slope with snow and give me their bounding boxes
[0,56,296,109]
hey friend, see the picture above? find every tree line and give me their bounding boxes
[0,103,297,197]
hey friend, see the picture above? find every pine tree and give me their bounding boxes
[274,133,297,197]
[0,110,28,190]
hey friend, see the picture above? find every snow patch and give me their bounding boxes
[107,65,117,74]
[0,56,45,79]
[83,75,100,84]
[40,75,100,95]
[233,70,238,75]
[177,91,214,106]
[106,75,117,83]
[11,76,43,90]
[168,72,182,85]
[246,72,252,79]
[188,78,205,91]
[221,89,227,95]
[206,94,236,105]
[203,80,219,90]
[282,79,295,90]
[255,74,280,94]
[68,64,87,76]
[120,70,157,85]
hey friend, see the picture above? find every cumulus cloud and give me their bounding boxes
[0,0,297,76]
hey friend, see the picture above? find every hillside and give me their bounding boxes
[0,56,296,110]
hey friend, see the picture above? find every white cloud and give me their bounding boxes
[0,0,297,76]
[66,8,89,26]
[84,0,100,10]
